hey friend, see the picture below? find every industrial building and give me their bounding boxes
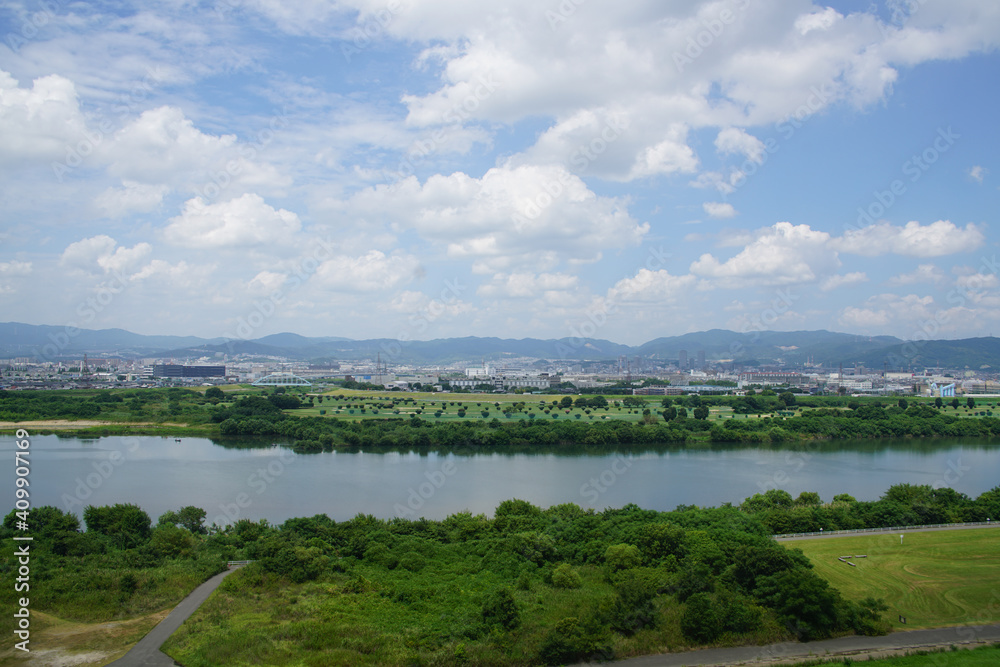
[151,364,227,378]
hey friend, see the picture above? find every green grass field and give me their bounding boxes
[790,528,1000,630]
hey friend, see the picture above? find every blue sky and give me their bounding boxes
[0,0,998,345]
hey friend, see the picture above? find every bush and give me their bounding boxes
[550,563,582,589]
[538,616,612,665]
[681,592,720,643]
[481,588,520,631]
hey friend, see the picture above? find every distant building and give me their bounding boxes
[678,350,688,370]
[697,350,706,369]
[152,364,226,378]
[738,371,808,387]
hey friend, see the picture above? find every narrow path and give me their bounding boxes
[776,522,1000,542]
[106,565,241,667]
[600,623,1000,666]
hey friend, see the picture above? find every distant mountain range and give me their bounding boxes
[2,322,999,370]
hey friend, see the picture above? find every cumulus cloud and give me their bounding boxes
[95,181,169,218]
[163,194,302,248]
[0,70,88,167]
[608,268,696,302]
[887,264,945,286]
[968,165,986,183]
[316,250,421,292]
[690,222,839,288]
[833,220,985,257]
[338,164,648,273]
[820,272,868,291]
[715,127,766,164]
[703,202,737,219]
[59,236,152,275]
[478,272,579,299]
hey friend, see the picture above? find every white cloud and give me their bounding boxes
[794,7,843,36]
[820,272,868,291]
[478,272,579,299]
[337,164,648,273]
[104,106,289,194]
[316,250,421,292]
[715,127,766,164]
[0,261,32,277]
[608,268,696,303]
[833,220,985,257]
[703,202,737,219]
[59,235,153,275]
[163,194,302,249]
[887,264,945,286]
[690,222,839,288]
[95,181,169,218]
[0,70,88,167]
[968,165,986,183]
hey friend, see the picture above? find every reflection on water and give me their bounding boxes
[5,434,999,525]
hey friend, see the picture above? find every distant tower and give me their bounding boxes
[678,350,688,370]
[697,350,706,369]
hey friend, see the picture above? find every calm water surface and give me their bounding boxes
[5,435,999,526]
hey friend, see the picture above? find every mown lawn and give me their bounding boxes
[790,528,1000,630]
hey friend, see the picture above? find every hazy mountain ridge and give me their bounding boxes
[1,322,997,368]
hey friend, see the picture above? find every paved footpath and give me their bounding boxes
[776,522,1000,542]
[107,565,241,667]
[598,623,1000,666]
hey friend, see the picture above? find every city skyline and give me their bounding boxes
[1,1,998,345]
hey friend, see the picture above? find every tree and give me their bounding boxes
[967,397,976,409]
[159,506,208,534]
[951,398,961,409]
[560,396,574,408]
[675,407,688,419]
[481,587,520,631]
[205,386,225,400]
[662,407,677,421]
[680,592,720,643]
[83,503,151,549]
[779,392,796,407]
[935,397,943,408]
[661,397,673,408]
[897,398,908,410]
[795,491,822,507]
[693,406,709,420]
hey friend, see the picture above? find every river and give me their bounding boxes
[5,434,999,527]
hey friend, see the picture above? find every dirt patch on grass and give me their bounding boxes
[0,609,168,667]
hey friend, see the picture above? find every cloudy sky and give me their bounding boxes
[1,0,998,345]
